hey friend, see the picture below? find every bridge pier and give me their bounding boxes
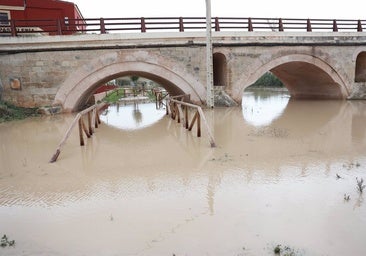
[348,82,366,99]
[213,86,238,107]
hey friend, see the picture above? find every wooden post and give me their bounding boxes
[167,97,216,147]
[357,20,363,32]
[78,118,85,146]
[179,17,184,32]
[170,102,174,119]
[159,92,163,108]
[177,104,185,126]
[155,91,158,109]
[81,118,91,138]
[166,99,169,115]
[96,110,101,124]
[307,19,312,32]
[176,104,180,123]
[248,18,253,31]
[215,17,220,31]
[100,18,106,34]
[91,109,96,132]
[49,103,107,163]
[197,111,201,137]
[333,20,338,32]
[49,149,60,163]
[188,111,198,131]
[185,106,189,129]
[94,110,99,128]
[141,17,146,32]
[278,18,284,32]
[88,112,93,135]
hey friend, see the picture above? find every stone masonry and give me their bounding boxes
[0,32,366,112]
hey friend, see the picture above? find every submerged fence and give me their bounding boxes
[166,95,216,148]
[49,103,105,163]
[2,17,365,36]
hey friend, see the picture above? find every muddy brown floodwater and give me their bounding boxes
[1,90,366,256]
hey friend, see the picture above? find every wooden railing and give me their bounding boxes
[1,17,365,36]
[167,95,216,148]
[153,88,168,110]
[49,103,106,163]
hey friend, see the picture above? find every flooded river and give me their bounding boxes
[0,90,366,256]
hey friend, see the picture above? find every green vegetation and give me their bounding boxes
[145,89,158,102]
[1,235,15,247]
[274,245,281,254]
[130,75,139,86]
[250,72,284,88]
[103,87,161,104]
[103,89,126,103]
[0,101,39,123]
[273,244,299,256]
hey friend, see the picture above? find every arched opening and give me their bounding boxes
[241,55,348,126]
[74,71,185,111]
[237,54,348,103]
[55,60,205,112]
[271,61,344,99]
[213,52,227,87]
[355,52,366,82]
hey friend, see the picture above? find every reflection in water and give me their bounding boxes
[100,102,166,130]
[242,90,290,126]
[1,92,366,256]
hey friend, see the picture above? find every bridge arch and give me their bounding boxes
[233,53,349,102]
[54,51,206,112]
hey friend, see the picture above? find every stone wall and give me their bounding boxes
[1,32,366,111]
[348,82,366,99]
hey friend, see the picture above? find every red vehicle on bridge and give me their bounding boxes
[0,0,86,35]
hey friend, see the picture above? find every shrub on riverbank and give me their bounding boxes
[250,72,284,88]
[103,88,157,104]
[103,89,126,103]
[0,101,39,123]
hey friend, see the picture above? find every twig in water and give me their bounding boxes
[356,177,365,194]
[344,194,351,201]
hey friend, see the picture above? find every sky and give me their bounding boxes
[71,0,365,20]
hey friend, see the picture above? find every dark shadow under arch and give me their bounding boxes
[234,54,349,103]
[355,52,366,82]
[55,59,205,112]
[271,61,344,99]
[76,71,186,111]
[213,52,227,87]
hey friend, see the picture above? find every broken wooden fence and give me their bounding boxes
[153,89,168,109]
[49,103,106,163]
[166,96,216,148]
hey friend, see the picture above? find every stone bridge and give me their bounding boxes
[1,31,366,112]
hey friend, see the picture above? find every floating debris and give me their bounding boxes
[344,194,351,201]
[356,177,365,194]
[1,235,15,248]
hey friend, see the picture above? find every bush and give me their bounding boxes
[250,72,284,88]
[0,101,39,123]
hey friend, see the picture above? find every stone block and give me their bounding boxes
[10,78,21,90]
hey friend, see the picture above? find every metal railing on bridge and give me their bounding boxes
[1,17,365,36]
